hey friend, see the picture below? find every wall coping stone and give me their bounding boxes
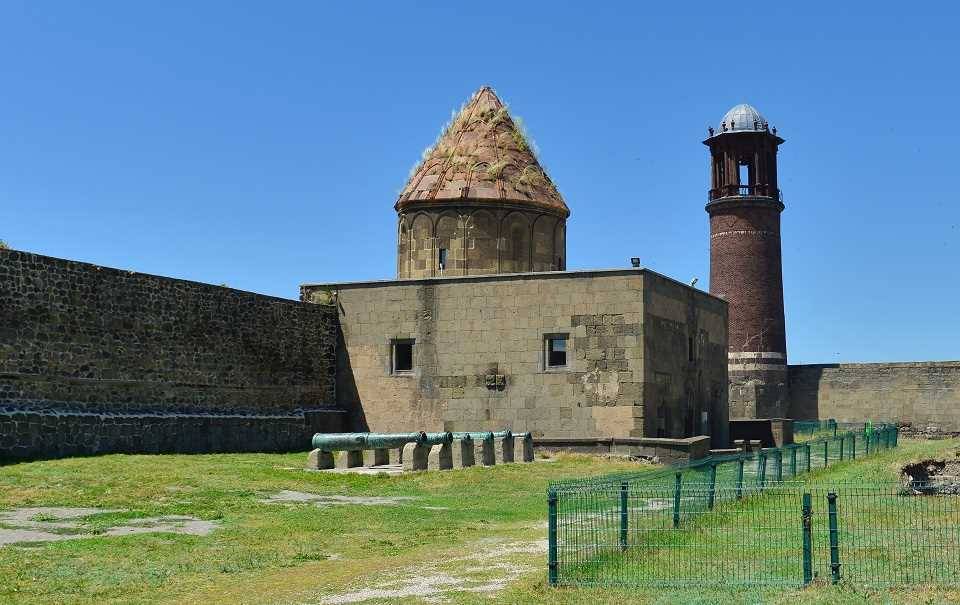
[789,361,960,370]
[301,267,726,305]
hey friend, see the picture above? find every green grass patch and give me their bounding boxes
[0,440,957,604]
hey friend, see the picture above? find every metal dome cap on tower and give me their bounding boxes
[705,103,783,143]
[719,104,767,131]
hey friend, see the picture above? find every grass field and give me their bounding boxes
[1,439,959,604]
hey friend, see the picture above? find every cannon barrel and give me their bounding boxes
[491,430,513,440]
[363,432,427,449]
[452,431,494,442]
[311,432,367,451]
[311,432,428,451]
[421,431,454,445]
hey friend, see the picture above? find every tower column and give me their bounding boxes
[705,104,788,420]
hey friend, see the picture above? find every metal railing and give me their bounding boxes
[708,184,783,201]
[546,425,929,588]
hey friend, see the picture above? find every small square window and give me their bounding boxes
[392,339,414,374]
[545,335,568,369]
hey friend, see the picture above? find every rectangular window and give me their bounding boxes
[545,335,568,369]
[392,339,414,374]
[438,248,448,271]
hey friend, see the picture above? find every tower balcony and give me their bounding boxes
[708,184,782,202]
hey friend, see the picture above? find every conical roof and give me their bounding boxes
[395,87,569,217]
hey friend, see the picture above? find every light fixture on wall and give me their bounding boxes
[630,257,641,268]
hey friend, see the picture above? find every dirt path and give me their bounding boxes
[317,532,547,604]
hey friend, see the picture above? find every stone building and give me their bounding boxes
[304,87,731,447]
[704,104,789,419]
[396,87,568,278]
[302,270,729,446]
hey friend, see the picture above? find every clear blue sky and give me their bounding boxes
[2,2,958,365]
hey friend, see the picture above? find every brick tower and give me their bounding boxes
[395,87,569,279]
[704,104,787,419]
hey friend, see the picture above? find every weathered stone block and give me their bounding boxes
[474,438,495,466]
[306,448,335,470]
[336,450,363,469]
[451,437,475,468]
[402,442,429,471]
[513,433,534,462]
[494,436,514,464]
[428,442,453,470]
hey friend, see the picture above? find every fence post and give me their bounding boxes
[672,472,683,528]
[832,418,837,437]
[802,492,813,586]
[824,440,829,467]
[865,432,871,456]
[776,450,783,482]
[828,491,841,584]
[851,433,856,459]
[839,435,844,461]
[548,488,558,586]
[791,447,797,477]
[805,443,811,472]
[894,426,899,447]
[736,456,745,499]
[759,453,767,488]
[708,463,717,510]
[619,481,628,551]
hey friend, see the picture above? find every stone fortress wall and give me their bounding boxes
[789,361,960,433]
[303,268,730,448]
[0,249,343,460]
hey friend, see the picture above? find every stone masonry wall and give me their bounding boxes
[788,362,960,432]
[643,275,729,446]
[0,249,341,460]
[302,269,727,445]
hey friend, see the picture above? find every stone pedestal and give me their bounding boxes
[452,438,475,468]
[336,450,363,469]
[474,439,495,466]
[428,442,453,470]
[494,436,514,464]
[402,443,429,471]
[362,448,391,467]
[513,434,534,462]
[305,448,335,470]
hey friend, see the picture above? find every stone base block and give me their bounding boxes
[494,436,514,464]
[336,450,363,469]
[402,443,429,471]
[514,434,534,462]
[306,448,335,470]
[362,448,391,467]
[428,442,453,470]
[474,439,495,466]
[452,438,475,468]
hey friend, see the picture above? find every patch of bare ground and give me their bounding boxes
[259,490,416,507]
[318,538,547,604]
[0,507,218,546]
[901,452,960,494]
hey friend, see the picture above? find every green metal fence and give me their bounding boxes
[794,419,892,443]
[545,424,951,588]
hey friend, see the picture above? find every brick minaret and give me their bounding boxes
[704,104,787,419]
